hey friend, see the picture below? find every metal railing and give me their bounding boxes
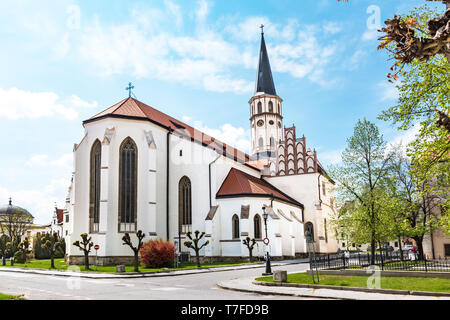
[312,251,450,272]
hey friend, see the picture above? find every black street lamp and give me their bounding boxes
[262,206,272,275]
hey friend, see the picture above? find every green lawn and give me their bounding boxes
[0,293,26,300]
[255,272,450,293]
[0,259,262,273]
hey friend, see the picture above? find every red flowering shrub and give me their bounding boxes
[139,239,175,268]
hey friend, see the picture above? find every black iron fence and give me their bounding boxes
[311,251,450,272]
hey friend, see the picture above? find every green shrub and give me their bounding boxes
[13,251,27,264]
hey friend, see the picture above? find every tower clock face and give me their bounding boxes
[257,120,264,127]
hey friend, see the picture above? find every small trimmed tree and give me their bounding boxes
[73,233,93,270]
[14,237,31,264]
[184,230,209,268]
[122,230,146,272]
[42,232,64,269]
[242,237,257,262]
[0,235,11,266]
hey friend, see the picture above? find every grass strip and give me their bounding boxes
[255,272,450,293]
[0,259,262,273]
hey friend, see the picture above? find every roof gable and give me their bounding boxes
[216,168,303,208]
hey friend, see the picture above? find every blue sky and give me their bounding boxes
[0,0,444,224]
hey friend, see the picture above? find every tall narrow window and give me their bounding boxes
[268,101,273,113]
[305,222,314,242]
[254,214,262,239]
[257,102,263,114]
[270,137,275,147]
[445,244,450,257]
[119,137,137,232]
[89,140,101,233]
[258,137,264,147]
[232,214,240,239]
[179,176,192,234]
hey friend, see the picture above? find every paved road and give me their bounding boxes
[0,262,318,300]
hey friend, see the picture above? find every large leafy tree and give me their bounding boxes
[336,1,449,235]
[329,119,393,263]
[0,211,33,258]
[385,148,442,259]
[377,5,450,235]
[338,0,450,130]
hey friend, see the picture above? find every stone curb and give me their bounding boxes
[252,280,450,298]
[0,260,305,279]
[216,281,346,300]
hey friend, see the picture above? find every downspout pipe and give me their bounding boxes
[209,155,221,208]
[317,173,322,206]
[166,128,173,241]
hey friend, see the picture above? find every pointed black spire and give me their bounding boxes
[255,27,276,96]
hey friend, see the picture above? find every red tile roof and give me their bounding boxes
[85,97,257,169]
[56,209,64,224]
[216,168,303,208]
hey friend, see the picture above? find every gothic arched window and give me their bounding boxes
[257,102,263,114]
[268,101,273,113]
[232,214,240,239]
[119,137,138,232]
[254,214,262,239]
[90,139,101,233]
[258,137,264,147]
[305,222,314,242]
[179,176,192,233]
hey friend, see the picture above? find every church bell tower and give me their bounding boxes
[249,27,283,160]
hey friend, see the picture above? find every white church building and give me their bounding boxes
[65,31,339,265]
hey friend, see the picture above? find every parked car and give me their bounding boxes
[403,244,413,251]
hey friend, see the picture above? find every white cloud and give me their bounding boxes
[385,123,421,156]
[164,0,183,27]
[362,29,379,41]
[0,177,71,225]
[378,81,399,101]
[0,88,96,120]
[344,49,367,71]
[196,0,210,24]
[77,10,341,92]
[78,20,254,93]
[323,21,343,34]
[318,148,344,166]
[26,153,73,170]
[65,94,98,109]
[184,116,251,153]
[225,17,300,43]
[269,31,337,85]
